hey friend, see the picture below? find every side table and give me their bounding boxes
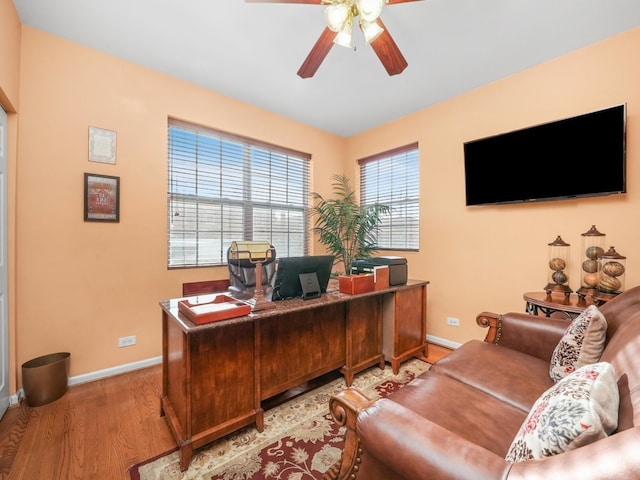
[523,291,596,320]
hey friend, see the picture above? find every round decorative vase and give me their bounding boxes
[545,235,572,296]
[577,225,606,300]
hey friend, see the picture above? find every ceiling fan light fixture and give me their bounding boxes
[356,0,384,22]
[325,3,351,32]
[259,0,414,79]
[361,19,384,44]
[333,23,353,48]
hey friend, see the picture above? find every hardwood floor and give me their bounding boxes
[425,342,452,365]
[0,365,175,480]
[0,343,451,480]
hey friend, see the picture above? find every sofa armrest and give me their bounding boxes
[477,311,568,362]
[324,387,376,480]
[507,427,640,480]
[356,398,510,480]
[324,389,510,480]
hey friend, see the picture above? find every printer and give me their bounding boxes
[351,256,408,286]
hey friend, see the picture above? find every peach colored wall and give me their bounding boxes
[15,26,344,384]
[8,17,640,392]
[348,27,640,346]
[0,0,21,396]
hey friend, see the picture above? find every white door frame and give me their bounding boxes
[0,104,9,419]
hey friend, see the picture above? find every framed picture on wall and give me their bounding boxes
[88,126,117,164]
[84,173,120,222]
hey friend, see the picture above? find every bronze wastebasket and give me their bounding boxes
[21,352,70,407]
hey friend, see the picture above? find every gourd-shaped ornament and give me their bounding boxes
[594,246,626,303]
[577,225,606,301]
[545,235,572,297]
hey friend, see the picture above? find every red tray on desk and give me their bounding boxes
[178,294,252,324]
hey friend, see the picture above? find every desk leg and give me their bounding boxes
[255,408,265,432]
[343,369,355,387]
[390,343,428,375]
[391,358,400,375]
[179,441,193,472]
[161,311,169,417]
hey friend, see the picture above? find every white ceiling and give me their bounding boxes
[12,0,640,137]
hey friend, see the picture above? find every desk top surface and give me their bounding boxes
[161,279,428,331]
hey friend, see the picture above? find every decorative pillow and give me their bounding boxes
[549,305,608,382]
[505,362,619,463]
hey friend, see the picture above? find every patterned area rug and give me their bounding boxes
[130,359,430,480]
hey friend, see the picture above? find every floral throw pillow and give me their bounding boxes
[505,362,618,463]
[549,305,608,383]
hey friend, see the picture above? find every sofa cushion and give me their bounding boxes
[505,362,619,463]
[388,371,527,457]
[430,340,553,412]
[549,305,608,382]
[600,311,640,429]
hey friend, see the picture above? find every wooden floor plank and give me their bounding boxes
[426,343,454,364]
[0,365,174,480]
[0,406,30,477]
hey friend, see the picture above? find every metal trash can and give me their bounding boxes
[21,352,70,407]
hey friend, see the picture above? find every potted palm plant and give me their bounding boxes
[310,174,390,293]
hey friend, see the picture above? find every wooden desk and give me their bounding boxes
[160,279,428,470]
[523,291,595,320]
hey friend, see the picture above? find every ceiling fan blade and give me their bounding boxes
[297,27,335,78]
[245,0,323,4]
[369,19,408,76]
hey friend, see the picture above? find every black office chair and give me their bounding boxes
[227,245,277,294]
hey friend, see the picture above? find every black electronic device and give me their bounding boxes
[299,272,321,300]
[463,104,626,206]
[271,255,335,301]
[352,256,408,286]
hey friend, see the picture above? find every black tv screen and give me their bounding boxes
[271,255,335,301]
[463,104,626,206]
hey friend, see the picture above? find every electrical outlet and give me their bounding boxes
[118,335,136,348]
[446,317,460,327]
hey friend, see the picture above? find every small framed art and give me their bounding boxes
[84,173,120,222]
[88,126,117,164]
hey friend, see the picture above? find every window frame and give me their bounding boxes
[358,142,420,251]
[167,119,311,269]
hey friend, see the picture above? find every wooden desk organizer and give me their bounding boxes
[178,294,251,324]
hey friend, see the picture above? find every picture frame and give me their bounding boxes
[84,173,120,222]
[88,126,117,164]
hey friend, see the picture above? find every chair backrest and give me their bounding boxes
[182,279,230,297]
[227,246,277,290]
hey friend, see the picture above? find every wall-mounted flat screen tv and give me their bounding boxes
[463,104,626,206]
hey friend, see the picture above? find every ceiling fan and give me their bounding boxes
[246,0,424,78]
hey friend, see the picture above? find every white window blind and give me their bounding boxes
[359,143,420,250]
[168,119,311,268]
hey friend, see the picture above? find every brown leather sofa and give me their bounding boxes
[325,285,640,479]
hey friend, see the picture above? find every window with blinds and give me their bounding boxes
[168,120,311,268]
[359,143,420,250]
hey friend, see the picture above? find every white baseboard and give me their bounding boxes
[11,340,459,406]
[68,356,163,386]
[11,356,163,406]
[426,334,462,351]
